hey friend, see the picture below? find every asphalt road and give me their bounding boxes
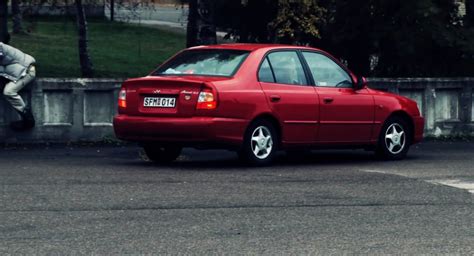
[0,142,472,254]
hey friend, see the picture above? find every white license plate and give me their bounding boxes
[143,97,176,108]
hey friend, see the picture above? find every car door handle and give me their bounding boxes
[323,97,334,104]
[270,95,281,102]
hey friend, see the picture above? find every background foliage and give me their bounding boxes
[2,0,474,77]
[211,0,474,77]
[11,18,185,78]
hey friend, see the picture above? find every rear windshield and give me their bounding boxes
[153,49,250,77]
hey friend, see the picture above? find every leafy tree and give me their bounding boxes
[317,0,373,75]
[269,0,325,45]
[372,0,465,76]
[187,0,324,45]
[212,0,474,76]
[319,0,474,77]
[214,0,325,45]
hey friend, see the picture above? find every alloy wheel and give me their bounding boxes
[384,123,406,155]
[250,126,273,159]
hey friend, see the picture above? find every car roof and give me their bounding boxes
[188,43,320,52]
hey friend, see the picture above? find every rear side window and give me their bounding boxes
[154,49,250,77]
[258,58,275,83]
[266,51,308,85]
[302,52,352,88]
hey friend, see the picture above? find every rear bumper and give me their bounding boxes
[113,115,248,147]
[413,116,425,144]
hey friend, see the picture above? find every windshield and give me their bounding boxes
[153,49,250,77]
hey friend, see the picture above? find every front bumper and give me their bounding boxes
[413,116,425,143]
[113,115,248,147]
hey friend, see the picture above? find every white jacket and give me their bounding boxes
[0,43,35,82]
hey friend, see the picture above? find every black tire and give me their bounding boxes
[376,116,412,160]
[239,119,278,166]
[143,144,182,163]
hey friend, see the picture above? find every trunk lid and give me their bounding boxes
[122,76,226,117]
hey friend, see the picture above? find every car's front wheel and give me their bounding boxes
[143,144,182,163]
[376,116,411,160]
[239,120,277,166]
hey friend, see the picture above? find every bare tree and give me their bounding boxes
[12,0,23,34]
[75,0,94,77]
[0,0,9,43]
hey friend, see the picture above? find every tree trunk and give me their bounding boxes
[186,0,217,47]
[186,0,199,47]
[110,0,115,21]
[466,0,474,26]
[75,0,94,77]
[0,0,9,43]
[12,0,23,34]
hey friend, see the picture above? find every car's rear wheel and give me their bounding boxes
[239,120,277,166]
[376,116,411,160]
[143,144,182,163]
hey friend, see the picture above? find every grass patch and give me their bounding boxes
[10,18,186,78]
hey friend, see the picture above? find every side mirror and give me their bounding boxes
[355,76,368,90]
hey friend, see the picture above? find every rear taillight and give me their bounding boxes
[196,89,217,110]
[118,87,127,108]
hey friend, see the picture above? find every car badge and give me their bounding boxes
[153,90,161,94]
[182,90,192,100]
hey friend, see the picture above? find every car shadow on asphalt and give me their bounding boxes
[118,148,422,170]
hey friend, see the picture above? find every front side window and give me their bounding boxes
[302,52,352,88]
[153,49,250,77]
[266,51,308,85]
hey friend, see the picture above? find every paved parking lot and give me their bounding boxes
[0,141,472,254]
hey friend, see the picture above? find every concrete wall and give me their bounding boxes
[0,78,473,143]
[0,79,121,143]
[370,78,474,137]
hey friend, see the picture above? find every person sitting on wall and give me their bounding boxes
[0,41,36,131]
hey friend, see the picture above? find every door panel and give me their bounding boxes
[260,82,319,144]
[300,51,375,144]
[258,51,319,145]
[316,87,374,143]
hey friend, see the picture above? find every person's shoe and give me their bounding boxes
[10,120,28,131]
[10,108,35,131]
[21,107,35,129]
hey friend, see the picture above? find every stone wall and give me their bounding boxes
[369,78,474,137]
[0,78,473,143]
[0,79,122,143]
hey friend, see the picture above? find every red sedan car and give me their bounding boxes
[114,44,424,165]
